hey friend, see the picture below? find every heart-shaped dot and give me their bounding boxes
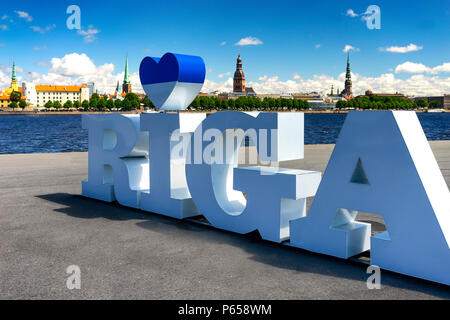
[139,53,205,111]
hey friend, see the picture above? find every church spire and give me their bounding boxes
[11,59,17,82]
[122,55,132,94]
[123,55,130,85]
[346,52,351,75]
[344,52,352,97]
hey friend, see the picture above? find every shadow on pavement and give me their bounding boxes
[38,192,450,299]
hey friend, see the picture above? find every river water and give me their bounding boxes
[0,113,448,154]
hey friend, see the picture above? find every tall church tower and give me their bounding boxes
[11,60,18,92]
[343,53,352,97]
[122,55,132,94]
[233,54,245,93]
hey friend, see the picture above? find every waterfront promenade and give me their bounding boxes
[0,142,449,299]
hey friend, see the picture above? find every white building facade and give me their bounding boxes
[21,83,90,107]
[21,82,37,106]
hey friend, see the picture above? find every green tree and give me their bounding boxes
[9,101,18,110]
[53,101,62,109]
[122,99,131,110]
[416,98,429,109]
[64,100,73,109]
[90,93,101,102]
[429,100,442,108]
[235,97,244,110]
[89,99,98,110]
[96,98,106,110]
[44,101,54,109]
[107,99,115,110]
[81,100,90,110]
[124,93,140,109]
[10,91,21,102]
[228,99,235,110]
[114,99,123,109]
[189,97,199,109]
[141,96,154,109]
[335,100,346,109]
[73,100,81,109]
[19,100,27,110]
[220,99,229,110]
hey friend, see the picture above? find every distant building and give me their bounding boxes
[87,82,95,96]
[279,93,293,99]
[233,54,245,93]
[326,85,345,102]
[110,81,125,100]
[412,95,450,108]
[122,55,132,94]
[356,90,406,99]
[293,93,322,100]
[0,60,26,108]
[0,60,92,108]
[35,84,90,107]
[22,82,37,106]
[339,53,353,98]
[245,87,257,96]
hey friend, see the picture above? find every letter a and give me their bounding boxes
[290,111,450,285]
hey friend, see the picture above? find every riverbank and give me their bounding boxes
[0,109,448,115]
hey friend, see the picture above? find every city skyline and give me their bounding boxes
[0,0,449,96]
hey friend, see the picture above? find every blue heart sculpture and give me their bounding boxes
[139,53,206,111]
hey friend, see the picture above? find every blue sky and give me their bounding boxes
[0,0,449,95]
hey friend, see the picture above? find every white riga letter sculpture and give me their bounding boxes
[82,52,450,286]
[290,111,450,285]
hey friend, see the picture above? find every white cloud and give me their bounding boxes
[218,72,231,79]
[2,52,449,98]
[395,61,430,73]
[395,62,430,74]
[200,72,450,97]
[343,45,360,53]
[31,24,55,34]
[346,9,358,17]
[292,73,301,80]
[49,53,113,77]
[0,24,7,31]
[220,41,227,46]
[1,14,8,20]
[315,44,321,49]
[235,36,263,46]
[0,53,143,95]
[430,62,450,74]
[14,10,32,22]
[395,61,450,74]
[77,25,100,43]
[380,43,423,53]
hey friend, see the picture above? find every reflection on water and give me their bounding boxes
[0,113,448,154]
